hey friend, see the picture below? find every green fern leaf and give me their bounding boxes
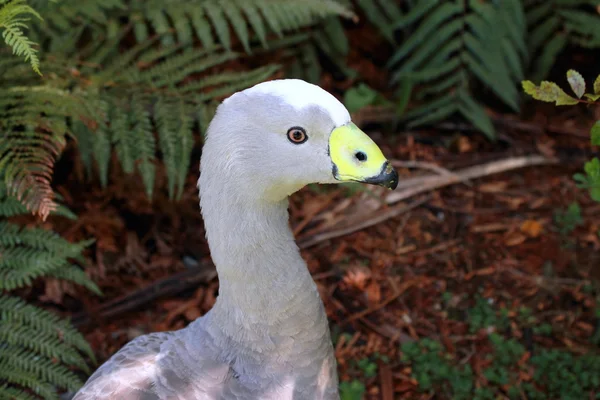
[357,0,403,42]
[526,0,600,80]
[388,2,461,67]
[457,90,495,139]
[0,295,95,360]
[170,8,194,45]
[238,2,268,47]
[390,0,440,30]
[155,97,178,197]
[203,4,232,51]
[192,65,281,99]
[0,347,84,392]
[0,315,89,371]
[223,3,251,53]
[400,92,456,121]
[0,0,43,74]
[0,366,58,399]
[0,385,39,400]
[109,99,135,173]
[417,72,464,100]
[407,100,458,128]
[392,57,461,84]
[131,93,156,198]
[394,19,462,73]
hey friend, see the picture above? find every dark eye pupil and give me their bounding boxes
[287,126,307,144]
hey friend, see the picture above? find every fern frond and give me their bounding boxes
[0,347,84,392]
[0,315,89,371]
[387,0,527,138]
[0,86,95,219]
[0,385,39,400]
[154,96,194,199]
[0,295,95,360]
[28,0,124,28]
[0,194,99,292]
[192,64,282,99]
[0,221,89,254]
[0,194,76,219]
[525,0,600,80]
[0,366,58,400]
[0,245,87,291]
[132,0,353,51]
[0,272,96,396]
[356,0,403,42]
[131,93,156,198]
[0,0,43,74]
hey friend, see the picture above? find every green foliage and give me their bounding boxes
[532,349,600,399]
[401,338,475,399]
[343,83,392,114]
[0,296,95,399]
[0,1,352,217]
[554,202,584,236]
[359,0,527,139]
[0,84,95,220]
[525,0,600,81]
[128,0,354,50]
[467,295,509,333]
[401,296,600,399]
[358,0,600,139]
[524,70,600,202]
[574,158,600,202]
[339,379,366,400]
[0,185,100,399]
[0,0,43,74]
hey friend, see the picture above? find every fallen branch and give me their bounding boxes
[386,155,558,204]
[72,265,217,327]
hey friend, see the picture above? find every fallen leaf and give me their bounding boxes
[365,281,381,305]
[505,232,527,246]
[478,181,508,193]
[520,220,543,238]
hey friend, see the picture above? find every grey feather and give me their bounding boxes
[73,80,349,400]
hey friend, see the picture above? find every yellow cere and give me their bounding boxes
[329,122,388,181]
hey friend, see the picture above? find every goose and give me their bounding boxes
[73,79,398,400]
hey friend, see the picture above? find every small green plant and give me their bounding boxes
[532,349,600,399]
[532,322,553,336]
[339,379,366,400]
[343,83,392,114]
[467,295,509,333]
[401,296,600,398]
[401,338,474,399]
[554,202,584,236]
[355,357,378,379]
[482,334,525,388]
[523,70,600,202]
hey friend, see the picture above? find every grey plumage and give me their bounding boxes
[73,79,392,400]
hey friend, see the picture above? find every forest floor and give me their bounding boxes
[38,97,600,399]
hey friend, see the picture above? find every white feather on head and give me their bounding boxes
[225,79,350,127]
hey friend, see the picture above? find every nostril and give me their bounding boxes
[355,151,367,162]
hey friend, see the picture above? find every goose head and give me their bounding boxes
[200,79,398,202]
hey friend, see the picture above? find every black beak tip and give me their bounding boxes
[387,169,399,190]
[364,162,399,190]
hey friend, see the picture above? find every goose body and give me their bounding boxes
[73,79,398,400]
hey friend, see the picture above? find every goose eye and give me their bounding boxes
[287,127,308,144]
